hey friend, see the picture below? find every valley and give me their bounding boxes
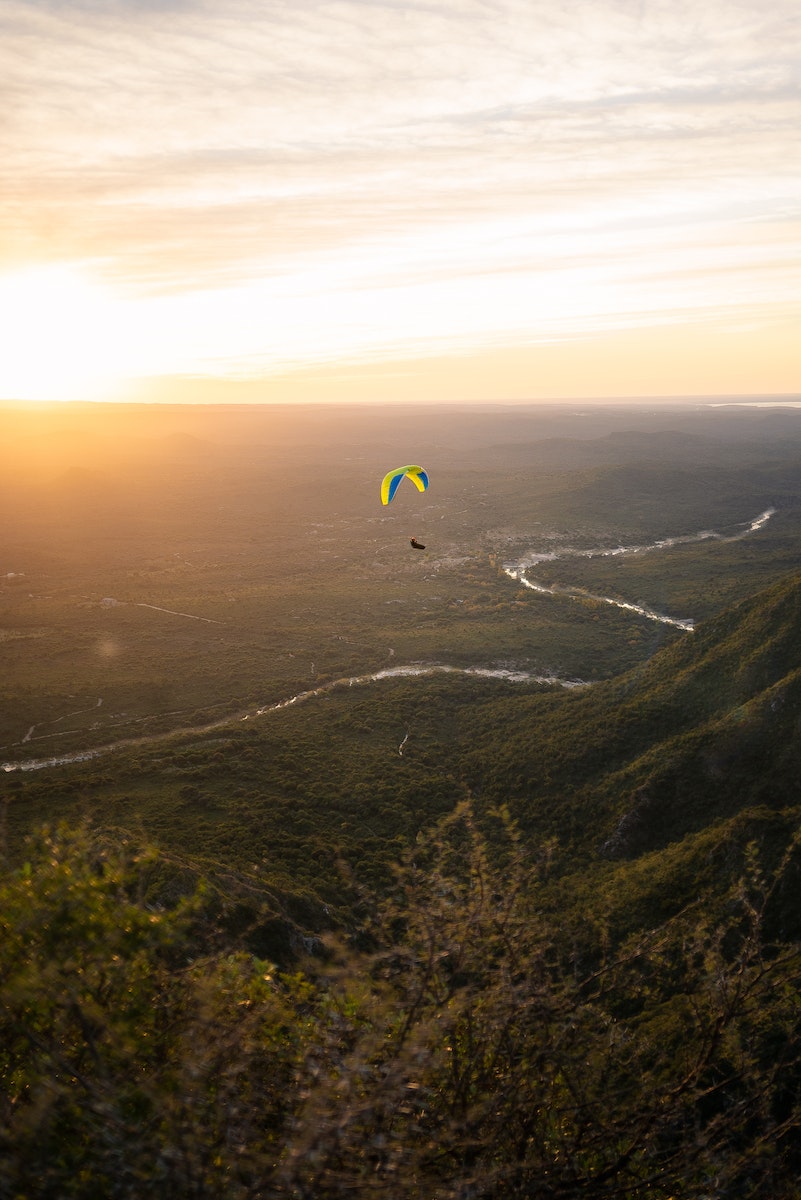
[3,398,801,894]
[3,400,799,769]
[3,399,801,1198]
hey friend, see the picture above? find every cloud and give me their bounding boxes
[0,0,798,395]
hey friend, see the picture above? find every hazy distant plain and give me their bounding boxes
[3,400,801,765]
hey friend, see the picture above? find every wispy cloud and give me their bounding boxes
[0,0,798,398]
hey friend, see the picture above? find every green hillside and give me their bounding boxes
[450,569,801,944]
[461,569,801,852]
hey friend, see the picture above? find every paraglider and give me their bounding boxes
[380,465,429,550]
[380,465,429,506]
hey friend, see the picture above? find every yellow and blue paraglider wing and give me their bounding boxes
[380,465,429,505]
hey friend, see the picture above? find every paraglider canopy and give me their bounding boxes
[380,465,429,506]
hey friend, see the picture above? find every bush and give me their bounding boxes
[1,815,799,1198]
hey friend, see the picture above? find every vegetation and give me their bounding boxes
[0,812,799,1198]
[7,568,801,917]
[4,400,801,1193]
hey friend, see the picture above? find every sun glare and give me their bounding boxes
[0,266,132,401]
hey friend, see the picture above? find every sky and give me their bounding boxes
[1,0,799,404]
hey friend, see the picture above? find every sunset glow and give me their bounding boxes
[1,0,799,403]
[0,267,125,401]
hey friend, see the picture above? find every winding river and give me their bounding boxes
[502,508,776,632]
[2,664,584,774]
[1,508,776,775]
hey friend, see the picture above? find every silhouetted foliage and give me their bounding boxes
[1,814,799,1198]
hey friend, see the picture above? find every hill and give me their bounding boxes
[461,568,801,851]
[452,569,801,942]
